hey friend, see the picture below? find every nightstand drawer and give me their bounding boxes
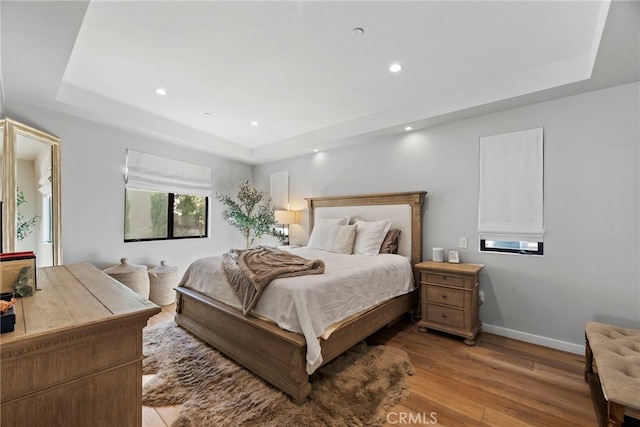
[424,273,465,288]
[426,304,465,328]
[425,285,464,308]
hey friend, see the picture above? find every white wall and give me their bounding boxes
[5,100,253,277]
[254,82,640,353]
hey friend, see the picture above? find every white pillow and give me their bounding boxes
[306,216,349,250]
[325,225,357,254]
[353,219,392,256]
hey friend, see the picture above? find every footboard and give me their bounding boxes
[174,287,311,403]
[175,286,417,403]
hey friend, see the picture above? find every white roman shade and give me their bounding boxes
[478,128,544,241]
[125,149,212,196]
[270,170,289,210]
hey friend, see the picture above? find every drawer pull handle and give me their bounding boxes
[442,275,447,280]
[441,313,447,318]
[442,294,447,299]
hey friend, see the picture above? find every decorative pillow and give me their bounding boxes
[306,216,349,250]
[325,225,357,254]
[379,229,401,254]
[353,219,392,256]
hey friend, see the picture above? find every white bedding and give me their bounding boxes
[178,247,415,374]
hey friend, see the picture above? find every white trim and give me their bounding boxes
[481,323,584,355]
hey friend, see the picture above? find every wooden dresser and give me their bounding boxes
[0,263,160,427]
[415,261,483,345]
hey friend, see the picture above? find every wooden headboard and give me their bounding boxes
[305,191,427,267]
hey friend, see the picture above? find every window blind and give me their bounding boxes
[478,128,544,240]
[125,149,212,196]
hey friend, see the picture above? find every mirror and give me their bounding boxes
[1,118,62,266]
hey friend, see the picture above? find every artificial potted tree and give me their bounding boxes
[217,180,284,249]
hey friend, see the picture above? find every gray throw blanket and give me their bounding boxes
[222,246,325,315]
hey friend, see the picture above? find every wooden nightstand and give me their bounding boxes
[415,261,483,345]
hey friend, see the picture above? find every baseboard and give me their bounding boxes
[481,323,585,355]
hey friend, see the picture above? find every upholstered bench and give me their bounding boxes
[585,322,640,427]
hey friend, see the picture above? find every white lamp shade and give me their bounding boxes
[274,210,296,225]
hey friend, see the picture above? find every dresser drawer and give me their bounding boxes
[426,304,465,328]
[425,285,464,308]
[424,273,465,288]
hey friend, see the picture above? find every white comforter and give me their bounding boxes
[178,247,415,373]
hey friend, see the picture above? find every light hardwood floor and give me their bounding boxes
[143,305,597,427]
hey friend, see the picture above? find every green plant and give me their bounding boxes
[16,187,38,242]
[217,180,284,249]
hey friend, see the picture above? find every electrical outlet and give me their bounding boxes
[459,237,468,249]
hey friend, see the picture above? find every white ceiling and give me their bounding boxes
[2,1,639,164]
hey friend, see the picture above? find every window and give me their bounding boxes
[478,128,544,255]
[124,149,212,242]
[124,190,208,241]
[41,193,52,243]
[38,167,53,244]
[480,238,543,255]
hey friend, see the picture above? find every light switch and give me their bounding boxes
[459,237,468,249]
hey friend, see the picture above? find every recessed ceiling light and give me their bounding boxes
[351,27,364,37]
[203,112,211,116]
[313,149,319,152]
[155,88,167,95]
[404,126,413,131]
[250,121,259,127]
[389,63,403,73]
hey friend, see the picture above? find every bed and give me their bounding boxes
[174,191,426,403]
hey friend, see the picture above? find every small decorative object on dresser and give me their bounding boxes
[415,261,483,345]
[448,250,460,263]
[0,292,16,334]
[0,252,36,295]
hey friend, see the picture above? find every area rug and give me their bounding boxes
[143,322,414,427]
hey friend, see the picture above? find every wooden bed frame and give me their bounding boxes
[174,191,426,403]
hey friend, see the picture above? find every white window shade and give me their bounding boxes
[270,171,289,210]
[125,149,212,196]
[478,128,544,239]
